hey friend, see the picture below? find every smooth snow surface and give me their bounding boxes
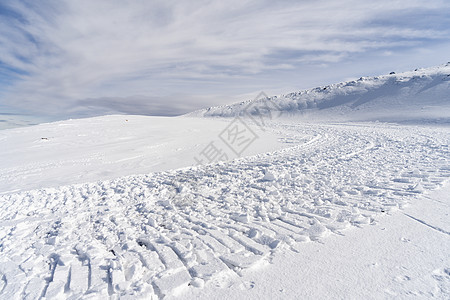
[0,115,283,193]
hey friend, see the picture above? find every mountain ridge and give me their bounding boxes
[188,63,450,122]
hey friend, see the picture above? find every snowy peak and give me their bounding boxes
[192,63,450,122]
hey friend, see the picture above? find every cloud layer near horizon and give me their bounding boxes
[1,0,450,118]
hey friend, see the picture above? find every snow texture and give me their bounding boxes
[0,64,449,299]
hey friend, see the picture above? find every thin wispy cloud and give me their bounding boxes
[1,0,449,119]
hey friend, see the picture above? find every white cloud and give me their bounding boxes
[1,0,449,117]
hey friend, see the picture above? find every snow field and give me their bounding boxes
[0,115,284,194]
[0,121,448,299]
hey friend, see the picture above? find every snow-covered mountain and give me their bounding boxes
[191,63,450,122]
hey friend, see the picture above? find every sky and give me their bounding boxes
[1,0,450,125]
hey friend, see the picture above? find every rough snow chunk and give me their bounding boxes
[152,243,185,272]
[232,213,250,224]
[230,233,267,255]
[70,261,90,294]
[308,222,329,240]
[221,252,263,269]
[45,280,66,299]
[262,171,276,182]
[153,270,191,297]
[23,277,46,300]
[190,278,205,288]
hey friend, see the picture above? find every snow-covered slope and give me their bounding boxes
[0,65,449,300]
[191,64,450,123]
[0,115,284,193]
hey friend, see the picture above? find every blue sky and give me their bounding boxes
[1,0,450,122]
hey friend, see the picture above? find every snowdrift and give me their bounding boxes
[191,64,450,123]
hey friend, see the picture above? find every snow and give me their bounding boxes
[0,115,284,193]
[0,65,449,299]
[190,63,450,124]
[188,182,450,299]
